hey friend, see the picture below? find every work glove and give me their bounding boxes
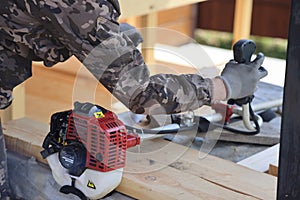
[219,52,268,100]
[120,23,143,47]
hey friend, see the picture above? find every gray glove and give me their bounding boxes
[120,23,143,47]
[219,52,268,100]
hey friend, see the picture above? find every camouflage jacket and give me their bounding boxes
[0,0,213,114]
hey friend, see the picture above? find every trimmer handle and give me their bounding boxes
[229,39,257,105]
[233,39,256,64]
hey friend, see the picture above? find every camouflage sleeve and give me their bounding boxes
[85,17,213,114]
[35,0,213,114]
[0,45,32,109]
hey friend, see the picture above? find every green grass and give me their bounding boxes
[194,29,288,60]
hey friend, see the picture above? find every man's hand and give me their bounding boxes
[219,52,268,100]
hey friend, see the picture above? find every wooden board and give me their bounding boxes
[3,118,277,200]
[269,163,278,177]
[2,118,48,164]
[238,144,279,173]
[123,138,277,200]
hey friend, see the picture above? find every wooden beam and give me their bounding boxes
[277,0,300,199]
[3,118,277,200]
[119,0,207,19]
[232,0,253,44]
[269,163,278,177]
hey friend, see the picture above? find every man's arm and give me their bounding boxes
[212,78,227,102]
[35,0,215,114]
[38,0,266,114]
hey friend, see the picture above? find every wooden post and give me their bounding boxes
[140,12,158,65]
[277,0,300,199]
[232,0,253,44]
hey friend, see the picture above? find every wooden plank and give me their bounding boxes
[269,163,278,177]
[232,0,253,44]
[118,166,258,200]
[238,144,279,172]
[2,118,48,164]
[277,1,300,198]
[119,0,206,19]
[3,118,276,200]
[125,138,276,200]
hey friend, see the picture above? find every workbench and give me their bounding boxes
[3,117,277,199]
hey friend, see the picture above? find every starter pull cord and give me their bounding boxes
[221,95,261,135]
[221,102,260,135]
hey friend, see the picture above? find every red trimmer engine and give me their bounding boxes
[41,102,140,200]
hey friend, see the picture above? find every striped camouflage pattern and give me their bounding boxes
[0,0,213,114]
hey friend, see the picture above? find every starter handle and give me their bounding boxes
[233,39,256,64]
